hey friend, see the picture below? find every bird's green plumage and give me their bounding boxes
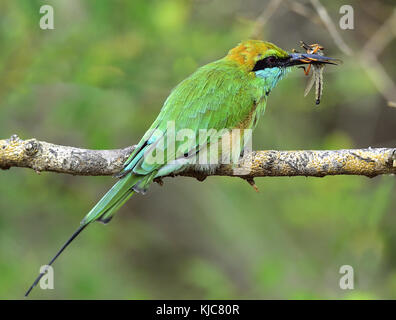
[26,40,306,296]
[81,174,137,225]
[82,58,270,225]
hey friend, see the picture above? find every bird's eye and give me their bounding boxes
[252,56,279,71]
[265,56,276,65]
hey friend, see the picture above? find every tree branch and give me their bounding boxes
[1,135,395,180]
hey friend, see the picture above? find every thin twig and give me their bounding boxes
[250,0,283,39]
[295,1,396,103]
[359,9,396,103]
[286,0,322,26]
[310,0,353,55]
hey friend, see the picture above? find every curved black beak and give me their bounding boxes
[287,53,342,67]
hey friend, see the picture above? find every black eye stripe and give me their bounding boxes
[252,56,277,71]
[252,56,289,71]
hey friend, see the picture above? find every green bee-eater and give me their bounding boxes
[25,40,339,295]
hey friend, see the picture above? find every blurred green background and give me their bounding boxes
[0,0,395,299]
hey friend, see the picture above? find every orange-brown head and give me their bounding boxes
[225,40,289,71]
[225,40,340,73]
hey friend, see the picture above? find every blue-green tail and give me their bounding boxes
[25,172,148,297]
[81,173,140,225]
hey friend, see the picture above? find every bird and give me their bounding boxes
[25,40,339,296]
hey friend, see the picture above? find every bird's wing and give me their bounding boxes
[122,59,265,177]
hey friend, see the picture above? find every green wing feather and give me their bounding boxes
[123,59,267,175]
[25,57,269,297]
[82,59,267,225]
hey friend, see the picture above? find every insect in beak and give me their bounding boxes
[290,42,342,105]
[287,52,342,67]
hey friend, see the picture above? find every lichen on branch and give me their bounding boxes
[1,135,395,179]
